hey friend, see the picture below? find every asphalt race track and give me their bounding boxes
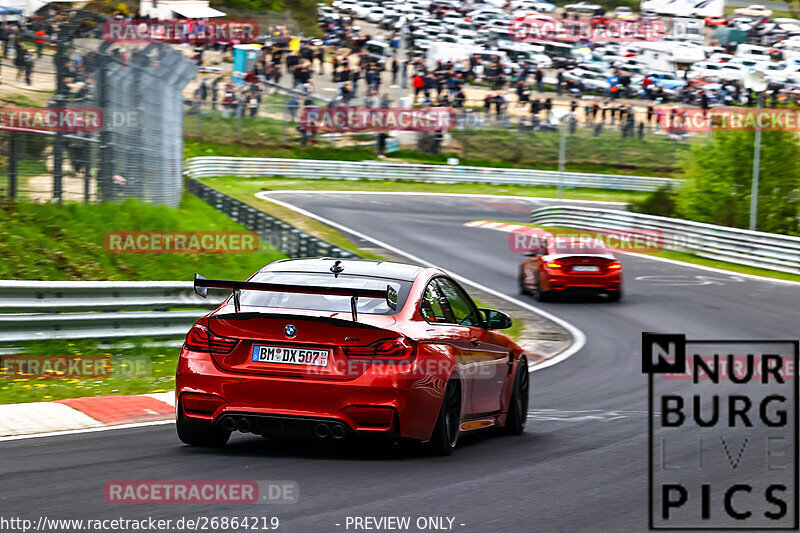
[1,192,798,533]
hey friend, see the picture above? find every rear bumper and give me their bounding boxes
[176,351,445,442]
[543,273,621,292]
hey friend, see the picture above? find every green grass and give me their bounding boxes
[499,222,800,283]
[185,121,688,177]
[0,194,286,280]
[1,93,41,107]
[453,128,690,176]
[0,339,178,404]
[186,110,288,144]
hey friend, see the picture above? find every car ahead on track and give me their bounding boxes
[176,258,531,455]
[518,236,623,301]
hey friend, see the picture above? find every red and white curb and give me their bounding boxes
[464,220,550,239]
[0,392,175,438]
[463,220,531,232]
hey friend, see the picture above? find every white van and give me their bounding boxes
[425,42,511,69]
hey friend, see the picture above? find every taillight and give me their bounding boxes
[343,337,416,362]
[184,324,238,354]
[607,262,622,270]
[546,262,563,269]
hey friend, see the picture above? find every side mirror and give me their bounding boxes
[479,308,513,330]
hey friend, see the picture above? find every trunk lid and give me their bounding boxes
[207,307,398,380]
[549,254,618,274]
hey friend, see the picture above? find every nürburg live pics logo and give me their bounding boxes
[643,332,798,530]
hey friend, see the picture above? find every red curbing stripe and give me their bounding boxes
[56,395,173,425]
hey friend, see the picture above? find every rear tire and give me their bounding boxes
[504,356,529,435]
[429,377,461,456]
[533,277,551,302]
[518,271,530,295]
[607,289,623,302]
[177,400,230,447]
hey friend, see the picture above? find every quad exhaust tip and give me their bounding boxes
[331,424,346,440]
[222,417,347,439]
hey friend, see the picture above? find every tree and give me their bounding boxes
[676,131,800,235]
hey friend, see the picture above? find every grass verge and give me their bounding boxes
[0,194,286,280]
[0,339,178,404]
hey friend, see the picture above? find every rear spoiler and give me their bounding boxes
[193,273,398,321]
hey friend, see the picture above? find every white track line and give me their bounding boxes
[622,252,800,286]
[0,419,175,442]
[256,193,587,373]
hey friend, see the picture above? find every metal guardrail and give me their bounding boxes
[0,281,229,344]
[184,157,679,192]
[530,206,800,275]
[186,179,356,259]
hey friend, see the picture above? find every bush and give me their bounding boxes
[676,131,800,235]
[629,185,678,218]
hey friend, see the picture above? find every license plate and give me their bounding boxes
[251,345,329,367]
[572,265,600,272]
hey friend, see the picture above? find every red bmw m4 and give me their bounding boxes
[176,258,531,455]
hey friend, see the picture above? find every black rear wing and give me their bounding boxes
[193,273,398,321]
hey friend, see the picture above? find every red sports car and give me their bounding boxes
[176,258,530,455]
[518,235,623,301]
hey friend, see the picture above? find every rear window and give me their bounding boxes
[240,272,411,315]
[548,237,608,254]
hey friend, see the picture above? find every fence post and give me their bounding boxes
[8,132,18,201]
[98,54,113,202]
[237,102,243,139]
[52,36,69,203]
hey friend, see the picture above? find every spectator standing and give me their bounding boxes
[34,29,45,58]
[211,77,220,110]
[315,46,325,75]
[23,50,33,85]
[412,73,424,103]
[14,43,24,81]
[247,89,260,117]
[199,80,208,103]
